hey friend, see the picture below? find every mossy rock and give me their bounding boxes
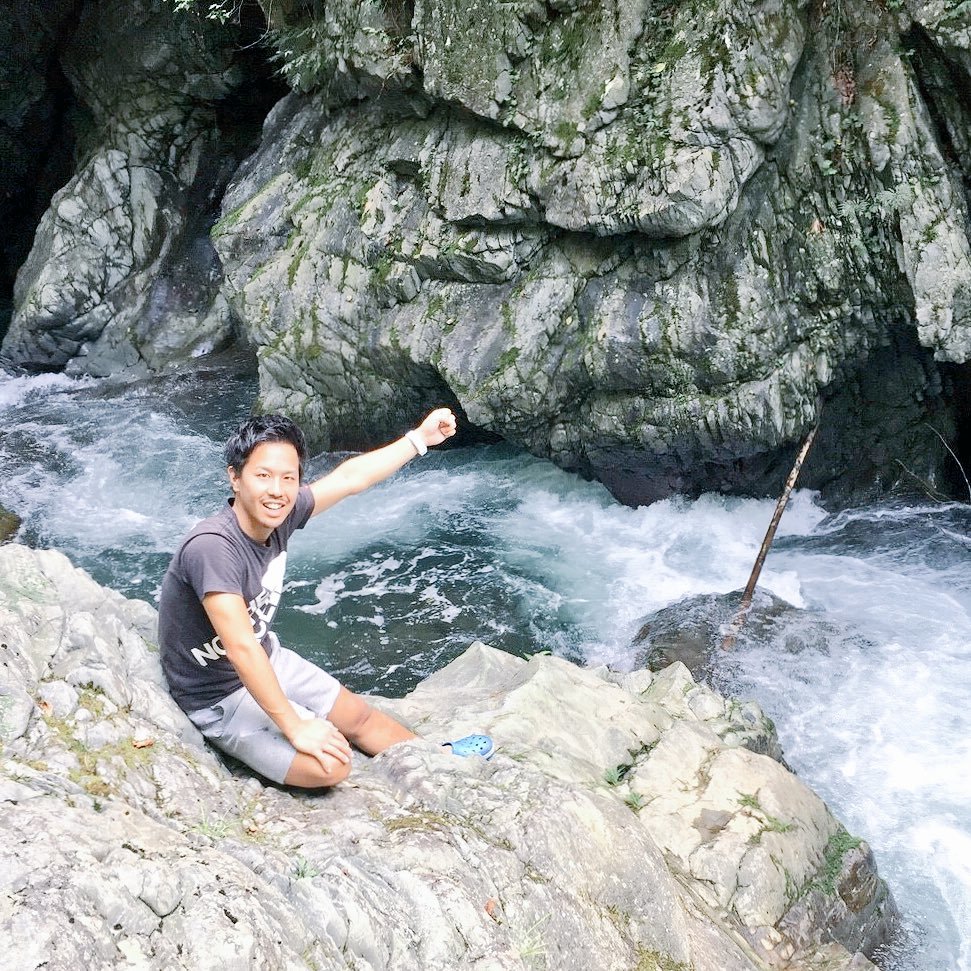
[0,504,21,544]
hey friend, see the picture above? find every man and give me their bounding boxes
[159,407,493,788]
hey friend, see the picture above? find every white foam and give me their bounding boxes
[0,371,95,409]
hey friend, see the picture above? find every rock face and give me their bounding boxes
[207,0,971,502]
[5,0,971,503]
[0,504,20,544]
[0,543,897,970]
[1,0,246,376]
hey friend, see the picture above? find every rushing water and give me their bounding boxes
[1,362,968,971]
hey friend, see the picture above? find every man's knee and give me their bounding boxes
[283,752,352,788]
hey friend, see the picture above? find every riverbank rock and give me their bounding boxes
[0,543,898,970]
[0,504,20,543]
[628,589,862,681]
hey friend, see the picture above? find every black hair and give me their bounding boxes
[224,414,308,478]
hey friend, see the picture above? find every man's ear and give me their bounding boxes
[227,465,239,491]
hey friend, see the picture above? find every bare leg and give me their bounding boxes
[327,686,416,755]
[281,688,414,787]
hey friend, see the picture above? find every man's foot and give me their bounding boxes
[442,734,495,760]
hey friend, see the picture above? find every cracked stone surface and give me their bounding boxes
[206,0,971,503]
[1,544,897,970]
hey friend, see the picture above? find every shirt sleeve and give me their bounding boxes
[279,484,315,541]
[179,533,245,602]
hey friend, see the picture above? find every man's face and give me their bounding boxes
[228,440,301,542]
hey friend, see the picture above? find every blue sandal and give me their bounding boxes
[442,734,495,760]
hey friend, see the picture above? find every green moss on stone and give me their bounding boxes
[287,240,312,286]
[808,827,864,895]
[634,949,693,971]
[496,345,520,371]
[210,201,248,238]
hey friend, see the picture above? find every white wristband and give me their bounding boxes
[404,430,428,456]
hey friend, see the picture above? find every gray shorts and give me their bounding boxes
[187,637,342,784]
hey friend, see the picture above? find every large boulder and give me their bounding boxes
[1,0,243,376]
[210,0,970,502]
[0,543,898,969]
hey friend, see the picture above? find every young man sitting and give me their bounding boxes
[158,408,493,788]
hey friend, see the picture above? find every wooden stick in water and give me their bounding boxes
[720,420,820,651]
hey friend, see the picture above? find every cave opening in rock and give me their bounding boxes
[941,362,971,500]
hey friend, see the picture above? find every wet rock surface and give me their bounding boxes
[0,504,20,544]
[1,543,898,969]
[1,0,259,376]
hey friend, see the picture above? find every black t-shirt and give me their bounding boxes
[158,486,315,712]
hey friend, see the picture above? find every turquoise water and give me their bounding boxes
[1,363,968,970]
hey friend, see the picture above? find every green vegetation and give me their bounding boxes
[287,239,311,286]
[804,827,863,895]
[193,810,234,839]
[513,914,550,969]
[634,949,694,971]
[605,737,659,791]
[425,292,446,318]
[500,300,516,334]
[539,8,597,72]
[168,0,243,24]
[168,0,415,93]
[496,345,520,371]
[210,200,249,237]
[737,792,796,845]
[624,790,646,813]
[293,856,320,879]
[553,120,581,146]
[603,764,627,786]
[38,687,157,799]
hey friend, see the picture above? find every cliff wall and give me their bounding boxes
[3,0,971,503]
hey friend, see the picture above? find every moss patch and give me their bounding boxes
[804,827,863,896]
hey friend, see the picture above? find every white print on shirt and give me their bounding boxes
[190,552,288,666]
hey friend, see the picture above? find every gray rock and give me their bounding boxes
[1,0,242,376]
[36,681,79,719]
[209,0,969,503]
[0,543,897,970]
[5,0,969,502]
[0,504,20,544]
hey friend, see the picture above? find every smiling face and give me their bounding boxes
[228,440,301,543]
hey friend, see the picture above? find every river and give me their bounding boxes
[1,358,967,971]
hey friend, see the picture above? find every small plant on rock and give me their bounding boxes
[624,791,646,813]
[192,811,233,839]
[293,856,320,880]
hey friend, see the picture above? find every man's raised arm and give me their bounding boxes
[308,407,457,516]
